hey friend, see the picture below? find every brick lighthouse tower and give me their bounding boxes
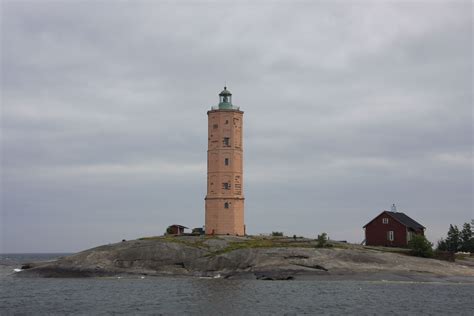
[205,87,245,235]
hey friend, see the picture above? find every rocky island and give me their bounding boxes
[17,235,474,282]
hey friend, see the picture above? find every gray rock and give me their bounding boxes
[16,236,474,282]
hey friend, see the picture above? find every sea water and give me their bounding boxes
[1,254,473,315]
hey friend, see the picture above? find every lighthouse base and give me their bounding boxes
[205,197,245,236]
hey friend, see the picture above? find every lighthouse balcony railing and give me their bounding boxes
[211,105,240,111]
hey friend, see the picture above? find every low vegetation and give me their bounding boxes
[137,234,455,261]
[138,235,213,249]
[209,237,315,256]
[316,233,330,248]
[363,246,411,254]
[408,235,434,258]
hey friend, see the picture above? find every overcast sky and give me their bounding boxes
[1,0,472,253]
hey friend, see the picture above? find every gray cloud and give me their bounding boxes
[1,1,472,252]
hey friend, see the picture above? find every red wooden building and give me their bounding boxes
[363,208,425,247]
[166,225,188,235]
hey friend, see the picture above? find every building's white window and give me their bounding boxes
[388,231,394,241]
[407,231,413,242]
[382,218,389,224]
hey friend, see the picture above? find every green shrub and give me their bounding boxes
[408,235,433,258]
[316,233,328,248]
[271,231,283,237]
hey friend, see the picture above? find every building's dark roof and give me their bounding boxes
[363,211,425,230]
[386,211,425,230]
[219,86,232,96]
[169,224,188,229]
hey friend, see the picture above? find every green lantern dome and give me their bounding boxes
[211,86,239,110]
[219,87,232,96]
[218,86,233,109]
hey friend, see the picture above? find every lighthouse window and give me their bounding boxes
[222,183,231,190]
[224,202,229,209]
[213,124,218,129]
[224,158,229,166]
[225,120,229,124]
[223,137,230,147]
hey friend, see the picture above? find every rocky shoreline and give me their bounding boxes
[16,236,474,282]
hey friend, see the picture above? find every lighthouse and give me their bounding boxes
[205,87,245,235]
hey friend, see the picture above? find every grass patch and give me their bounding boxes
[138,235,214,249]
[208,237,315,256]
[329,242,350,249]
[138,236,163,241]
[363,245,412,254]
[455,253,473,260]
[138,235,348,256]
